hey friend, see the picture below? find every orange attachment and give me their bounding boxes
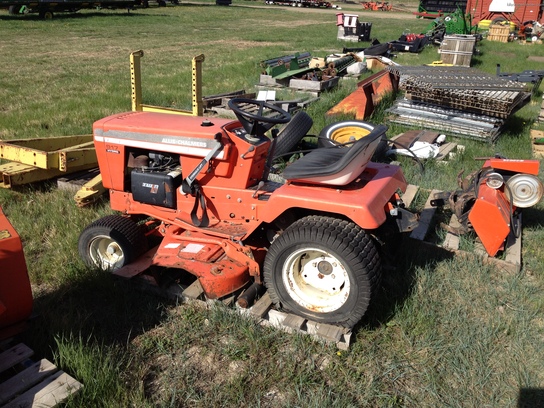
[326,70,397,120]
[468,184,512,257]
[0,207,33,340]
[482,158,540,175]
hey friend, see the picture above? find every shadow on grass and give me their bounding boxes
[17,266,170,360]
[359,234,456,332]
[518,388,544,408]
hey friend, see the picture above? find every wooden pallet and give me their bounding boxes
[402,185,522,273]
[114,265,353,350]
[0,343,82,408]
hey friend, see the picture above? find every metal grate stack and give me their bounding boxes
[386,66,532,142]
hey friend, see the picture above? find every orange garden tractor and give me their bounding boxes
[78,99,419,328]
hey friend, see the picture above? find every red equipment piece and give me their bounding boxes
[465,0,544,26]
[468,159,542,256]
[438,158,543,257]
[362,1,391,10]
[79,99,418,328]
[0,207,33,340]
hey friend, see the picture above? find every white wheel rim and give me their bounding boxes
[282,247,350,313]
[88,235,125,270]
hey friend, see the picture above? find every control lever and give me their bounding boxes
[241,146,255,159]
[182,133,222,195]
[252,181,265,198]
[262,128,279,181]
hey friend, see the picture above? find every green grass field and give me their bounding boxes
[1,2,544,406]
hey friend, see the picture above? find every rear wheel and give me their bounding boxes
[263,215,381,327]
[78,215,147,271]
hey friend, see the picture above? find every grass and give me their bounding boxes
[1,2,544,407]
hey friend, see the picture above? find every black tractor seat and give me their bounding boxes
[282,124,388,186]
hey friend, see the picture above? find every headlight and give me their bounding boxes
[505,174,544,208]
[485,172,504,189]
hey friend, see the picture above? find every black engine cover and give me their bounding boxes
[131,168,182,209]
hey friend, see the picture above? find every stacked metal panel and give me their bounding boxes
[387,99,504,142]
[386,66,532,142]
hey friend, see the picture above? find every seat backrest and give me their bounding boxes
[282,124,387,186]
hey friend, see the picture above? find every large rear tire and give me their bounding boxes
[78,215,147,271]
[263,215,381,327]
[274,111,313,160]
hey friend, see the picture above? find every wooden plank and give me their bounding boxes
[0,344,34,374]
[310,322,344,343]
[181,279,204,300]
[473,238,489,259]
[267,309,287,327]
[442,214,461,251]
[248,292,273,318]
[57,167,100,192]
[504,214,522,272]
[436,142,458,160]
[282,314,306,331]
[410,189,440,241]
[0,359,57,405]
[401,184,419,208]
[4,371,82,408]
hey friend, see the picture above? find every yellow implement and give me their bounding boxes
[131,51,204,116]
[0,135,98,188]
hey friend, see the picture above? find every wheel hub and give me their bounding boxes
[283,248,350,313]
[89,235,125,270]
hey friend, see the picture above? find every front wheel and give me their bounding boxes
[263,215,382,327]
[78,215,147,271]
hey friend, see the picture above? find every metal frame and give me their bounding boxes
[130,50,204,116]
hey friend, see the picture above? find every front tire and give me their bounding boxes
[78,215,147,271]
[263,215,381,327]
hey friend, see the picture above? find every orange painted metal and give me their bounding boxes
[482,158,540,175]
[468,183,512,257]
[151,228,258,299]
[326,70,398,120]
[0,207,33,340]
[99,111,409,239]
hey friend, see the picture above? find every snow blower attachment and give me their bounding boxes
[431,158,543,257]
[79,98,418,329]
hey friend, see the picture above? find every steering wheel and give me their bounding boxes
[228,98,291,137]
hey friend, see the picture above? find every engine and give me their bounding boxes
[129,151,182,209]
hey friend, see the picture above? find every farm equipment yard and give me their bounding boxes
[1,2,544,407]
